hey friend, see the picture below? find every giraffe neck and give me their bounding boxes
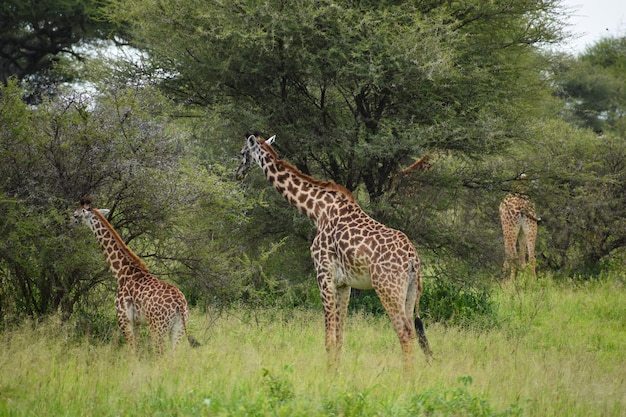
[87,209,148,279]
[257,143,355,225]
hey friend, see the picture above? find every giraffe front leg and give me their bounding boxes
[116,297,137,354]
[312,239,343,368]
[502,233,519,281]
[117,313,137,355]
[335,285,351,356]
[318,276,340,368]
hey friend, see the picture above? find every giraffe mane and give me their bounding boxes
[91,208,150,271]
[260,141,356,203]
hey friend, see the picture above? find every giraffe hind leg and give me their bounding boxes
[182,312,201,348]
[169,314,185,351]
[407,261,432,359]
[117,313,137,354]
[522,219,538,277]
[148,322,167,355]
[376,287,417,366]
[502,242,515,280]
[518,232,527,268]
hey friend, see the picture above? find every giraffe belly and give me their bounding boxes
[334,260,372,290]
[126,303,147,324]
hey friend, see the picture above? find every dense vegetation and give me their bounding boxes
[1,0,625,335]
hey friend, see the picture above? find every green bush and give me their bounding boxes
[422,278,499,329]
[349,277,499,330]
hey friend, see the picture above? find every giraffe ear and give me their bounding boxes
[98,209,111,217]
[266,135,276,146]
[247,135,257,147]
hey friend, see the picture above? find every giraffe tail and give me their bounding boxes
[181,307,201,348]
[415,316,433,359]
[409,258,433,359]
[188,335,201,348]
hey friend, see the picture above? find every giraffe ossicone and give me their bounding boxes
[73,196,200,354]
[236,133,432,368]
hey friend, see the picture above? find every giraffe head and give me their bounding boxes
[511,173,531,194]
[72,196,110,226]
[235,133,275,180]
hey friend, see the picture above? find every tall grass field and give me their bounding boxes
[1,276,625,416]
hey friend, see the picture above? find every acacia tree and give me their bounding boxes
[0,79,250,322]
[0,0,116,102]
[551,36,626,134]
[105,0,567,200]
[528,38,626,273]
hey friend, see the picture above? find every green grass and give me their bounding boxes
[1,276,625,416]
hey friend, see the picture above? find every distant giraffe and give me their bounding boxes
[236,134,432,367]
[399,154,432,177]
[73,196,199,354]
[385,154,432,195]
[499,175,539,280]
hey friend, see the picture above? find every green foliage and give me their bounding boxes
[105,0,564,198]
[151,162,254,308]
[422,277,498,329]
[507,119,626,275]
[348,290,387,316]
[238,238,311,309]
[0,197,108,322]
[103,0,623,296]
[350,266,499,329]
[0,0,117,102]
[0,80,252,321]
[550,36,626,133]
[379,154,506,276]
[410,377,522,417]
[261,367,295,406]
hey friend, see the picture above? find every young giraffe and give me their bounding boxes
[236,134,432,367]
[73,196,199,354]
[499,175,539,280]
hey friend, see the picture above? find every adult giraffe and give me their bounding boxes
[499,174,539,280]
[236,134,432,367]
[73,196,199,354]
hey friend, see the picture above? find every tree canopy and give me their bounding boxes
[105,0,567,198]
[552,37,626,134]
[0,0,115,101]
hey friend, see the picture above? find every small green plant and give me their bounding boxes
[348,290,387,316]
[261,367,295,406]
[410,383,523,417]
[422,277,499,329]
